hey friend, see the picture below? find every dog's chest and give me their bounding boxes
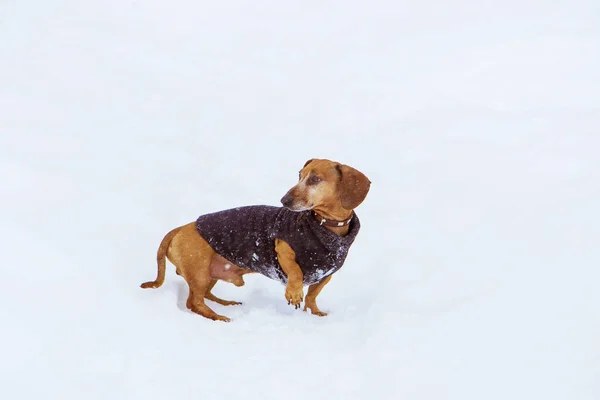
[281,229,353,285]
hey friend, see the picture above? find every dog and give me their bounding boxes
[140,158,370,322]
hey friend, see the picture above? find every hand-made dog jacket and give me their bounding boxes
[195,205,360,285]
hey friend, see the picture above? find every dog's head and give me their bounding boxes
[280,159,371,212]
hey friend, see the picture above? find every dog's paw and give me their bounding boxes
[285,284,304,309]
[303,303,328,316]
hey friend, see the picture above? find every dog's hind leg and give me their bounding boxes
[185,275,232,322]
[204,279,242,306]
[163,223,232,322]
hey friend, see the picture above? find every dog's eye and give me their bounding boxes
[308,175,322,185]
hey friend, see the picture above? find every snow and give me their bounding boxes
[1,0,599,399]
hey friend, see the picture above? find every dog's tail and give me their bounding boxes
[140,226,181,289]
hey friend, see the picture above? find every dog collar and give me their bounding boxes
[313,211,353,227]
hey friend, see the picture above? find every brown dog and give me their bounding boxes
[140,158,370,322]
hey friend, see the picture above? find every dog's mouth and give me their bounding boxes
[281,194,313,211]
[284,203,314,212]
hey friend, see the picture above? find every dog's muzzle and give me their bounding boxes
[280,193,294,208]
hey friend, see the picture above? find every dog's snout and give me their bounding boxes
[281,193,294,208]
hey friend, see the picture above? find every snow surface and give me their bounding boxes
[1,1,599,399]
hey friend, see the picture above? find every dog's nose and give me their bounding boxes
[281,193,294,208]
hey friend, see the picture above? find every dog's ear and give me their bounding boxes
[336,164,371,210]
[303,159,314,168]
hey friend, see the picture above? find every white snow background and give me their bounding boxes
[1,1,599,399]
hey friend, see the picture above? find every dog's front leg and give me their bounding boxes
[274,238,304,309]
[304,275,332,316]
